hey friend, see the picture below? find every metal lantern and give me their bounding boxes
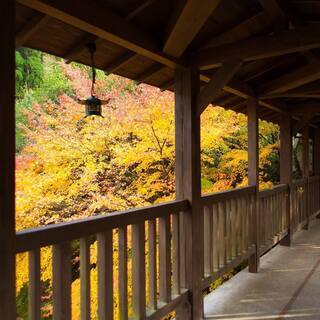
[77,42,110,118]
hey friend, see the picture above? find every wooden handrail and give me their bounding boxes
[201,185,256,205]
[258,184,288,198]
[15,199,189,253]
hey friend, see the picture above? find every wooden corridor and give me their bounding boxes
[204,217,320,320]
[3,1,320,319]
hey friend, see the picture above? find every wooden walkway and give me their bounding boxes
[204,218,320,320]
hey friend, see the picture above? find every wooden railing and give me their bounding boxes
[201,186,256,289]
[15,200,190,320]
[308,175,320,219]
[292,178,309,231]
[14,177,320,319]
[258,184,288,255]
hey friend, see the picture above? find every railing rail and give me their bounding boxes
[258,184,288,255]
[14,177,320,319]
[201,186,256,289]
[15,199,190,320]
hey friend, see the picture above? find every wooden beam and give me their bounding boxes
[260,61,320,95]
[160,79,174,92]
[197,60,242,114]
[63,1,154,64]
[136,64,165,84]
[258,0,288,29]
[196,24,320,70]
[247,98,260,273]
[17,0,175,68]
[64,34,99,64]
[15,13,50,48]
[314,128,320,176]
[204,11,271,48]
[104,52,138,75]
[175,65,203,319]
[163,0,222,57]
[293,112,317,135]
[125,0,156,21]
[0,2,16,319]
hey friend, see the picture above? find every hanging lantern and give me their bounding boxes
[77,42,110,118]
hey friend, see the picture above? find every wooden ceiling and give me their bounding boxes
[15,0,320,127]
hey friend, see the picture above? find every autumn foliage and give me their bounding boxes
[15,52,280,318]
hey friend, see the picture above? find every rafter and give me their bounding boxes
[17,0,173,67]
[136,64,165,84]
[163,0,222,57]
[64,34,99,64]
[204,11,270,48]
[197,60,242,114]
[62,0,156,64]
[104,52,138,75]
[258,0,288,29]
[196,25,320,70]
[15,13,50,48]
[160,79,174,92]
[259,61,320,95]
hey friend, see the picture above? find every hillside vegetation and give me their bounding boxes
[15,48,280,319]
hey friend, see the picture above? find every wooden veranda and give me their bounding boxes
[2,0,320,319]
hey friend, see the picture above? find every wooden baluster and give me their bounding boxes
[218,202,225,267]
[241,196,246,253]
[225,200,231,262]
[236,197,242,256]
[29,248,41,320]
[132,223,146,318]
[80,237,91,320]
[148,219,157,311]
[212,203,219,270]
[204,206,213,275]
[118,227,128,320]
[98,230,113,320]
[159,215,171,303]
[172,213,180,296]
[53,242,71,320]
[231,198,237,258]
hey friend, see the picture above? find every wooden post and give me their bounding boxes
[247,98,259,273]
[175,63,202,319]
[314,128,320,217]
[0,1,16,319]
[280,117,293,246]
[314,128,320,176]
[302,126,310,229]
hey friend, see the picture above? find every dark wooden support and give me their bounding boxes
[16,13,51,48]
[197,60,242,114]
[247,98,259,273]
[104,52,137,75]
[0,1,16,319]
[163,0,222,57]
[302,126,310,229]
[314,128,320,218]
[64,34,99,64]
[259,61,320,96]
[136,64,165,84]
[175,64,202,319]
[280,117,293,246]
[197,25,320,70]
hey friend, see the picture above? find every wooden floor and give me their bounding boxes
[204,218,320,320]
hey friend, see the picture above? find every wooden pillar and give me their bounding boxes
[314,128,320,217]
[302,126,310,228]
[314,128,320,176]
[247,98,259,273]
[0,1,16,319]
[175,64,203,319]
[280,117,293,246]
